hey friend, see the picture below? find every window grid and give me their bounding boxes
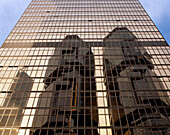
[0,0,170,135]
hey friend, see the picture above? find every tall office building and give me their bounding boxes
[0,0,170,135]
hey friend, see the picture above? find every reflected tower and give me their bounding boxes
[103,28,170,134]
[32,35,98,135]
[0,70,33,135]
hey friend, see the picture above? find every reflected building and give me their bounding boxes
[0,0,170,135]
[103,28,170,134]
[0,70,33,135]
[32,35,98,135]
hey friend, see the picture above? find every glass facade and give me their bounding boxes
[0,0,170,135]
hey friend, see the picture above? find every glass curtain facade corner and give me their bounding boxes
[0,0,170,135]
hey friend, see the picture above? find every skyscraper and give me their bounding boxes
[0,0,169,134]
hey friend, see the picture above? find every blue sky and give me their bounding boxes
[0,0,169,46]
[139,0,170,45]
